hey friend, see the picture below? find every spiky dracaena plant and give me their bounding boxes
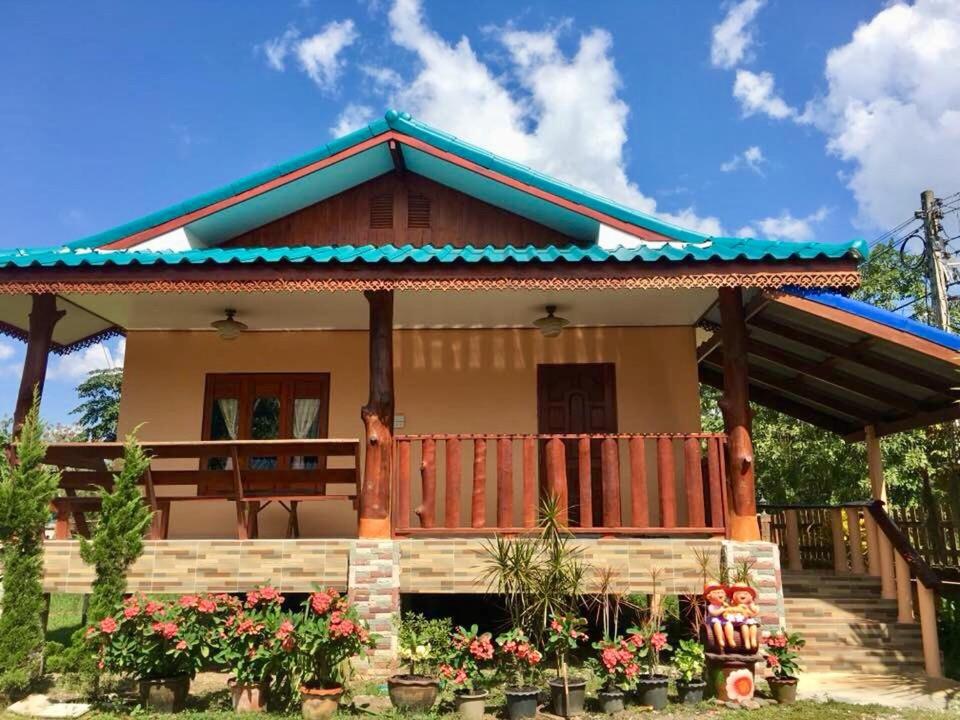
[80,432,152,625]
[0,397,61,696]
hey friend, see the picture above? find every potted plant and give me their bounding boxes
[387,612,451,711]
[672,639,706,704]
[86,594,202,712]
[764,629,805,704]
[441,625,495,720]
[630,625,672,710]
[590,636,639,714]
[214,586,290,712]
[545,614,589,717]
[496,629,544,720]
[288,588,375,720]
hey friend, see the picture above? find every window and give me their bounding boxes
[202,373,330,471]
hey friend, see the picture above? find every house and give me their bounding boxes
[1,110,957,673]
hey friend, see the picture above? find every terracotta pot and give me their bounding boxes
[229,678,269,713]
[598,689,625,714]
[138,676,190,713]
[676,679,706,705]
[455,689,488,720]
[301,685,343,720]
[503,686,540,720]
[387,674,439,711]
[768,676,798,705]
[547,676,586,717]
[634,675,669,710]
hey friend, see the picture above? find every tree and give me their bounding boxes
[0,397,61,696]
[71,368,122,441]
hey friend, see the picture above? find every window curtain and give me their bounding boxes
[292,398,321,469]
[217,398,239,469]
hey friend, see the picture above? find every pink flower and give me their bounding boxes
[197,597,217,614]
[310,592,332,615]
[123,605,140,619]
[766,654,780,668]
[469,637,494,660]
[176,640,188,651]
[145,601,165,615]
[276,620,295,639]
[153,622,178,639]
[99,617,118,634]
[650,632,668,651]
[179,595,199,608]
[601,647,619,670]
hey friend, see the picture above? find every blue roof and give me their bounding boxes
[790,289,960,351]
[0,239,866,269]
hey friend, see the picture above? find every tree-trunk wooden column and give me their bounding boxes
[717,287,761,541]
[359,290,395,539]
[13,294,65,436]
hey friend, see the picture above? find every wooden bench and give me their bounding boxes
[45,439,361,540]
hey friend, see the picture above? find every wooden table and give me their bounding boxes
[45,438,361,540]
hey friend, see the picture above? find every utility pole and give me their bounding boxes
[916,189,950,330]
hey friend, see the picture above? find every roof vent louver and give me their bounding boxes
[369,194,394,229]
[407,193,431,229]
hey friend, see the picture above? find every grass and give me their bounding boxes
[46,594,85,647]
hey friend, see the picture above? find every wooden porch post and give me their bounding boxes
[866,424,897,599]
[716,287,760,541]
[13,294,65,436]
[358,290,395,539]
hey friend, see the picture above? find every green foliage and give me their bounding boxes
[0,397,61,697]
[71,368,122,441]
[79,433,153,625]
[396,612,453,676]
[763,629,805,679]
[672,639,705,683]
[442,625,495,691]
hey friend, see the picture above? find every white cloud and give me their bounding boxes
[296,20,359,91]
[261,20,358,92]
[720,145,766,175]
[747,206,829,241]
[380,0,723,238]
[803,0,960,229]
[48,338,125,382]
[0,341,14,362]
[733,69,795,119]
[331,103,375,136]
[711,0,766,69]
[361,65,404,92]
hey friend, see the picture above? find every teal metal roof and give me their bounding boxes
[0,238,867,269]
[57,110,868,255]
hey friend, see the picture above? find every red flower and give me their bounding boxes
[197,597,217,614]
[176,640,188,651]
[469,637,494,660]
[766,654,781,668]
[152,622,179,639]
[123,605,140,619]
[179,595,199,609]
[99,617,118,634]
[145,601,165,615]
[310,591,332,615]
[650,632,668,651]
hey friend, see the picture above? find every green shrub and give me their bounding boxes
[0,398,61,697]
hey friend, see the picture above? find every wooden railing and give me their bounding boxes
[762,500,943,677]
[393,433,728,536]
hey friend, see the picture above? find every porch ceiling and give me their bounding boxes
[0,288,717,346]
[698,290,960,440]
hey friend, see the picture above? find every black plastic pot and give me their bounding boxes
[634,675,669,710]
[504,686,540,720]
[598,689,625,714]
[547,676,587,717]
[675,679,706,705]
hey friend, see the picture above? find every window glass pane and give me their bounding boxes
[293,397,322,469]
[250,396,280,469]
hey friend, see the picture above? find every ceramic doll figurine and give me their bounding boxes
[725,582,760,651]
[703,581,729,650]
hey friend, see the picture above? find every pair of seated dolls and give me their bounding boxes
[704,581,760,652]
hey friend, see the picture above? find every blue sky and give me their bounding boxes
[1,0,958,423]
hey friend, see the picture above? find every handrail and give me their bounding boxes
[759,501,872,511]
[866,499,941,590]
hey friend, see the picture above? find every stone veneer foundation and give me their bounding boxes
[41,537,785,673]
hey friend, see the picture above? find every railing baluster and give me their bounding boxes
[445,437,461,528]
[706,437,724,528]
[416,438,436,528]
[683,437,706,528]
[497,437,513,528]
[472,438,486,528]
[601,437,621,528]
[397,439,411,530]
[522,437,537,528]
[629,436,648,528]
[657,436,677,528]
[846,506,865,574]
[546,437,568,525]
[578,437,593,529]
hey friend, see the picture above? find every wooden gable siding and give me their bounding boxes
[222,173,579,248]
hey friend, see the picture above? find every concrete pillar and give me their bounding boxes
[348,539,400,675]
[846,507,865,575]
[894,552,915,623]
[721,540,785,629]
[830,508,848,575]
[784,509,803,571]
[917,583,943,678]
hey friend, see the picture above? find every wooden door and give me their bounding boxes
[536,364,618,526]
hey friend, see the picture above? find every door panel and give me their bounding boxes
[537,364,617,526]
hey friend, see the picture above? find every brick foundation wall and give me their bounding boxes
[721,540,786,629]
[348,541,400,675]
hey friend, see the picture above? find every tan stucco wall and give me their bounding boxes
[119,326,701,538]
